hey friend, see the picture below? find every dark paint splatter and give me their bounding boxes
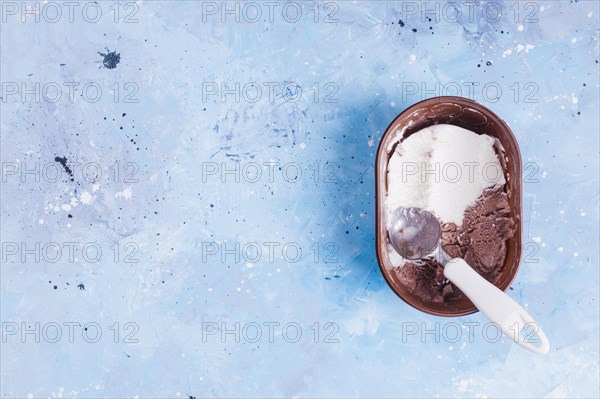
[98,50,121,69]
[398,19,405,27]
[78,283,85,290]
[54,156,74,181]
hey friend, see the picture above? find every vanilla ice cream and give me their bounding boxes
[386,124,505,225]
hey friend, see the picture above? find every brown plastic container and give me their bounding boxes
[375,96,522,317]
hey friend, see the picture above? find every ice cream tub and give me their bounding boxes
[375,96,522,317]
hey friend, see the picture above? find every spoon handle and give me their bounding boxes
[444,258,550,355]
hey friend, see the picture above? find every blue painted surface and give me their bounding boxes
[0,1,598,397]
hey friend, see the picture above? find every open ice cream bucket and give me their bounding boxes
[375,96,523,317]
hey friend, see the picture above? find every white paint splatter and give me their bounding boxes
[456,379,473,393]
[81,191,93,204]
[115,186,133,200]
[514,44,535,53]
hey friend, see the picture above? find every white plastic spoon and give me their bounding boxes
[389,207,550,355]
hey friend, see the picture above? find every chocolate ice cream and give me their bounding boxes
[392,186,515,302]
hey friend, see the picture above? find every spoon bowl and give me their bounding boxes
[388,207,441,260]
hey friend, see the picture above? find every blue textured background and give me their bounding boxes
[1,1,599,398]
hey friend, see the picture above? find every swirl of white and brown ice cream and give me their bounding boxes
[385,124,515,303]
